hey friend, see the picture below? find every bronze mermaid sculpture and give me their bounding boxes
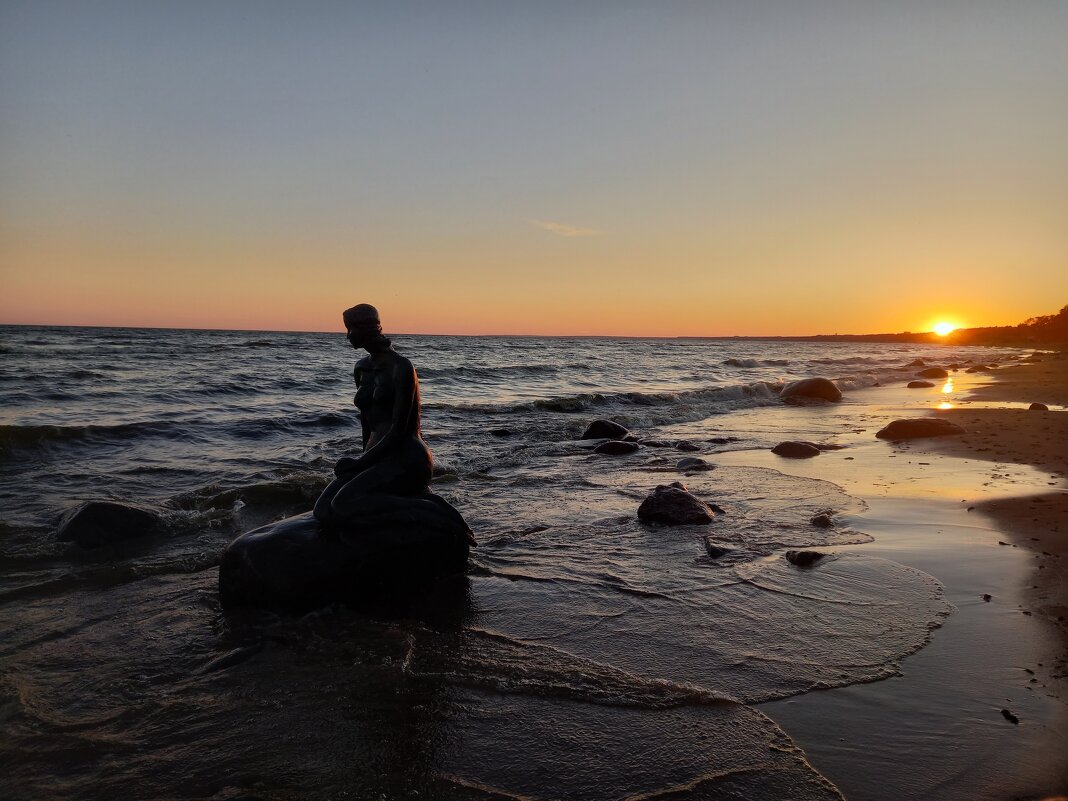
[219,304,472,611]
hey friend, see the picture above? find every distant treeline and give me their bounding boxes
[691,304,1068,346]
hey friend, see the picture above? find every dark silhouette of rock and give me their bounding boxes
[876,418,965,440]
[489,428,513,437]
[906,359,926,367]
[810,513,833,528]
[1029,403,1049,411]
[907,380,935,388]
[780,377,842,403]
[1001,708,1019,725]
[771,441,822,458]
[703,538,732,558]
[637,484,715,526]
[707,437,737,444]
[581,419,629,440]
[675,441,701,452]
[594,440,640,455]
[785,550,825,567]
[676,456,713,471]
[946,363,962,370]
[917,367,949,379]
[639,439,674,448]
[57,500,161,548]
[220,500,470,612]
[966,365,991,373]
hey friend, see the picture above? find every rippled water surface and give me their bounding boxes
[0,325,1028,799]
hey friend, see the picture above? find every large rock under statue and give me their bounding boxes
[219,492,471,612]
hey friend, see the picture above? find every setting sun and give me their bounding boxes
[933,322,957,336]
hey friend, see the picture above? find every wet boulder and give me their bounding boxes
[1029,403,1049,411]
[965,365,991,373]
[907,380,935,388]
[906,359,927,367]
[771,441,821,458]
[780,378,842,403]
[581,419,629,440]
[810,513,834,528]
[676,456,713,471]
[219,494,471,612]
[594,440,640,456]
[916,367,948,379]
[875,418,965,440]
[57,500,162,548]
[675,441,701,452]
[637,483,716,526]
[785,550,825,567]
[703,538,733,558]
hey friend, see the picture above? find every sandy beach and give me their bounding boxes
[921,352,1068,693]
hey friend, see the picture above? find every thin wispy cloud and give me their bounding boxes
[529,219,600,238]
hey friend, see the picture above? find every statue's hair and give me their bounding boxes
[343,304,391,349]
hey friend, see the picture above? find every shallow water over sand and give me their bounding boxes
[0,325,1044,798]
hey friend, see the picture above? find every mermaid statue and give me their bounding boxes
[219,305,473,611]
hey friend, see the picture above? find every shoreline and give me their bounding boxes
[709,354,1068,799]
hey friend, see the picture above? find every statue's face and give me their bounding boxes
[344,315,380,350]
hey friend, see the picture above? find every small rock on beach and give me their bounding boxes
[772,441,822,458]
[57,500,161,548]
[581,419,629,440]
[875,418,966,440]
[907,380,936,388]
[637,483,716,526]
[594,440,640,455]
[780,377,843,403]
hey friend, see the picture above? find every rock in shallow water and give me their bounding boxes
[637,484,716,526]
[907,380,935,388]
[917,367,949,379]
[219,493,471,612]
[676,456,713,471]
[771,441,821,458]
[581,419,629,440]
[1029,402,1049,411]
[780,377,842,403]
[594,440,640,456]
[875,418,965,440]
[56,500,161,548]
[785,550,825,567]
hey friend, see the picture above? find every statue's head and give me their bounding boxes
[343,304,387,350]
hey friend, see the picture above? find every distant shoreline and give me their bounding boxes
[1,321,1062,346]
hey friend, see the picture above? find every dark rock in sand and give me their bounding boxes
[907,380,936,388]
[875,418,965,440]
[780,377,842,403]
[581,419,629,440]
[1029,403,1049,411]
[219,495,471,612]
[708,437,736,445]
[916,367,949,379]
[785,550,825,567]
[489,428,513,437]
[594,440,640,456]
[907,359,927,367]
[676,456,713,472]
[639,439,674,448]
[676,441,701,452]
[1001,708,1019,725]
[623,434,640,442]
[637,484,716,526]
[57,500,161,548]
[703,538,732,558]
[771,441,822,458]
[810,513,833,528]
[966,365,991,373]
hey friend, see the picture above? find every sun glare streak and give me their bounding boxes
[942,379,953,394]
[938,402,954,410]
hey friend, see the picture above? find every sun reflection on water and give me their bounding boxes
[938,401,954,410]
[941,379,953,394]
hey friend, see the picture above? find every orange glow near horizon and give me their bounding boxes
[932,322,958,336]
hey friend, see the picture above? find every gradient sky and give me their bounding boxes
[2,1,1066,335]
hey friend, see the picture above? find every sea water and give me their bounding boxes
[0,325,1029,799]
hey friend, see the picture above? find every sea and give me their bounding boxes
[0,325,1033,800]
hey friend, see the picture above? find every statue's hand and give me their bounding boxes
[334,456,360,477]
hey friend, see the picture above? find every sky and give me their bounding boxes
[1,1,1066,336]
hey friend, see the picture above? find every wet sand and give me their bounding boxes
[709,352,1068,800]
